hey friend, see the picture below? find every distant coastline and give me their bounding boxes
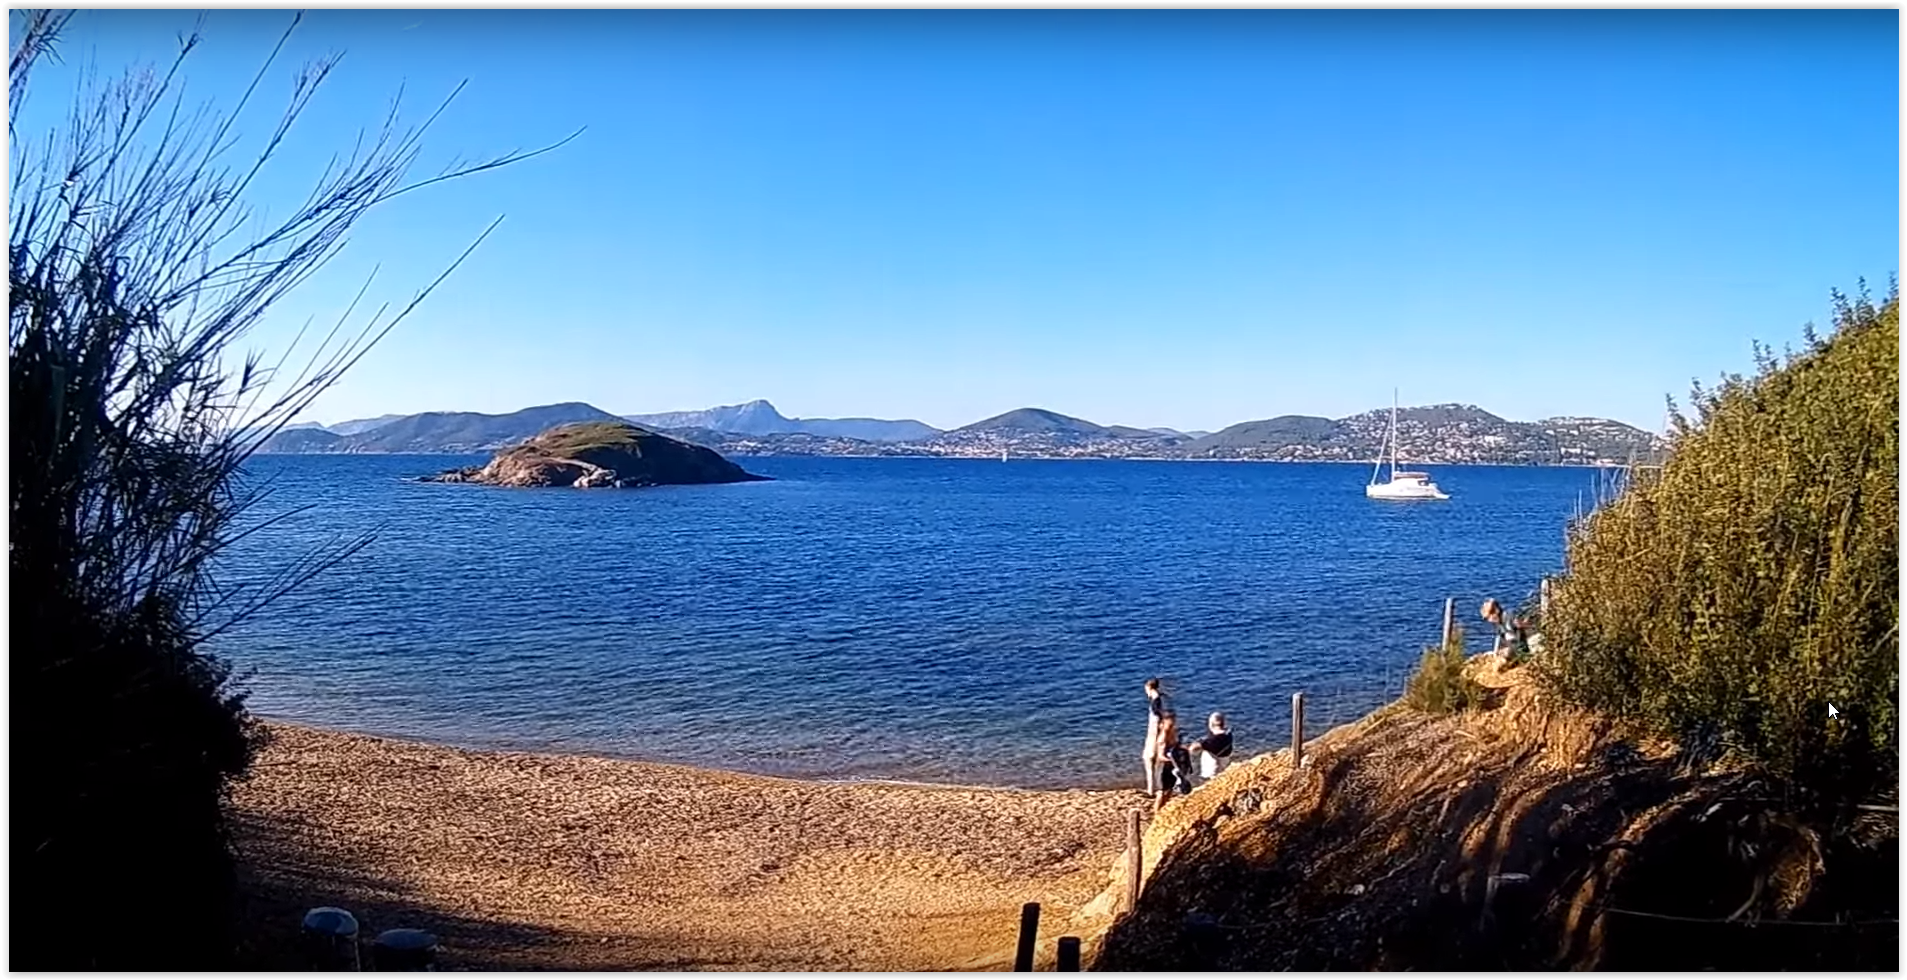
[276,450,1652,469]
[252,398,1666,467]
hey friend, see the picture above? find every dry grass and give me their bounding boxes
[521,421,647,456]
[1086,654,1898,971]
[231,724,1137,970]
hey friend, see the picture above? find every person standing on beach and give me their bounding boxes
[1142,678,1167,795]
[1153,710,1193,812]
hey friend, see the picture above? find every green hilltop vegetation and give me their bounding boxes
[527,419,654,454]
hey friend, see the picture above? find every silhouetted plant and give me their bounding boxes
[1535,282,1899,792]
[1405,626,1481,715]
[9,10,570,968]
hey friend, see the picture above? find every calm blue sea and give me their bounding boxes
[212,455,1599,790]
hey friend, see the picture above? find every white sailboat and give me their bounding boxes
[1366,390,1449,500]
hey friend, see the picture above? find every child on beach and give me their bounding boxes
[1153,710,1193,812]
[1190,712,1233,786]
[1141,678,1168,795]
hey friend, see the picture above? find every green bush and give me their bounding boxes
[1536,283,1899,787]
[1406,626,1483,715]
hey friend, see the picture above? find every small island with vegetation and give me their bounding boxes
[425,420,771,489]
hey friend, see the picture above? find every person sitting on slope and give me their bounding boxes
[1189,711,1234,786]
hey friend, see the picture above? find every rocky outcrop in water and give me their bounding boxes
[425,421,769,488]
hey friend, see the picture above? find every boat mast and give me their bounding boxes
[1390,388,1399,481]
[1368,395,1386,486]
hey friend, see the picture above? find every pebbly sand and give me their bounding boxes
[231,723,1140,970]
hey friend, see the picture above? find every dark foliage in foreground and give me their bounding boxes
[9,10,559,967]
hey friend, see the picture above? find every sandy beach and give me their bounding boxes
[231,723,1137,970]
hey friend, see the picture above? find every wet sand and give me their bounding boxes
[231,723,1138,970]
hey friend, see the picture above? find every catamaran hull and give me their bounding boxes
[1366,483,1449,500]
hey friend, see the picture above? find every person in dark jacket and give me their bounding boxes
[1190,711,1234,785]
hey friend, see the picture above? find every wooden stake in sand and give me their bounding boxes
[1291,692,1306,767]
[1125,809,1143,913]
[1057,936,1082,972]
[1013,903,1039,972]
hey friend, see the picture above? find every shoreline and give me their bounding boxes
[233,721,1138,970]
[248,714,1137,795]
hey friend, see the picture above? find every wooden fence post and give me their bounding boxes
[1013,903,1040,972]
[1125,809,1143,913]
[300,907,360,971]
[1056,936,1081,971]
[1442,597,1455,649]
[1291,692,1306,767]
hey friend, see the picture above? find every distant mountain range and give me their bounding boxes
[264,403,626,454]
[256,399,1665,466]
[624,399,939,443]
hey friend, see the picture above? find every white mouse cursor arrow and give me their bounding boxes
[1828,703,1840,719]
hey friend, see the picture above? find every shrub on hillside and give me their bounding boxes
[1405,627,1483,715]
[1535,283,1899,789]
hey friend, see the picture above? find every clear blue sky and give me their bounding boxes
[17,9,1899,433]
